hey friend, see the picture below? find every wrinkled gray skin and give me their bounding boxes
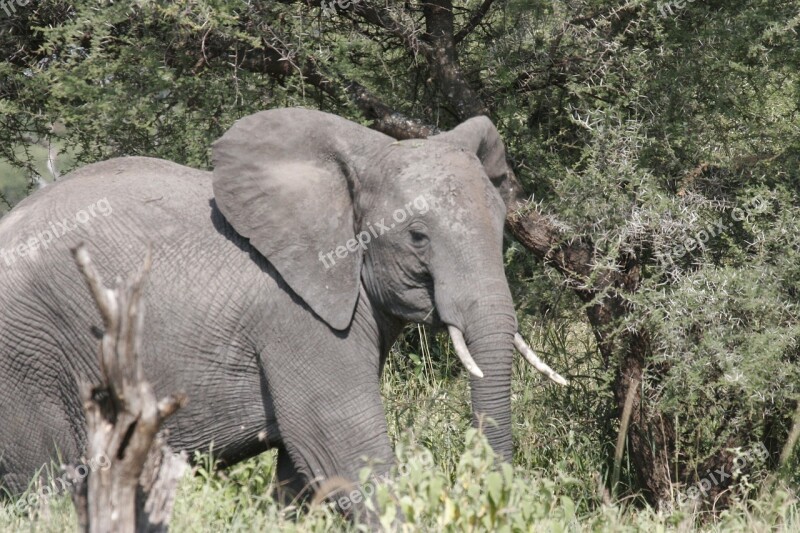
[0,108,520,516]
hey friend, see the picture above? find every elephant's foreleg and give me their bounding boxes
[273,445,310,509]
[258,348,394,526]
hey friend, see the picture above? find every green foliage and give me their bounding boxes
[470,0,800,492]
[1,333,798,531]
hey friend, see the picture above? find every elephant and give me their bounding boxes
[0,107,565,516]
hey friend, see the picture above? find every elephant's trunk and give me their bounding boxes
[466,320,517,461]
[442,281,518,462]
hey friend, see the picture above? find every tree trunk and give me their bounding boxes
[70,244,188,533]
[507,212,676,506]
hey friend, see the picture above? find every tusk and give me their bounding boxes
[447,326,484,378]
[513,333,569,386]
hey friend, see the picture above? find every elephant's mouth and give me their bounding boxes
[425,307,444,327]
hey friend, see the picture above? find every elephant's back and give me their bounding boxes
[0,155,268,329]
[0,156,215,245]
[0,156,253,287]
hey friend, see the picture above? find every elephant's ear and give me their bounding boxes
[212,108,393,330]
[429,116,524,209]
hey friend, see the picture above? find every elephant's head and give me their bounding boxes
[211,108,565,462]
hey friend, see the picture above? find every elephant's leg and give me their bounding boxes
[259,348,394,526]
[273,445,310,509]
[278,403,391,528]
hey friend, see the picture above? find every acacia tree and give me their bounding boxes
[2,0,799,508]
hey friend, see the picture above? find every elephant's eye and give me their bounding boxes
[409,229,429,247]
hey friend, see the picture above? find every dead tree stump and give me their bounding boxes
[70,244,188,533]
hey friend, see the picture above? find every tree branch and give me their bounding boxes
[231,36,438,139]
[343,79,440,138]
[454,0,496,44]
[349,3,431,56]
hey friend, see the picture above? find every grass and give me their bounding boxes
[1,320,797,531]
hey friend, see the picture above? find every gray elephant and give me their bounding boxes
[0,108,564,513]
